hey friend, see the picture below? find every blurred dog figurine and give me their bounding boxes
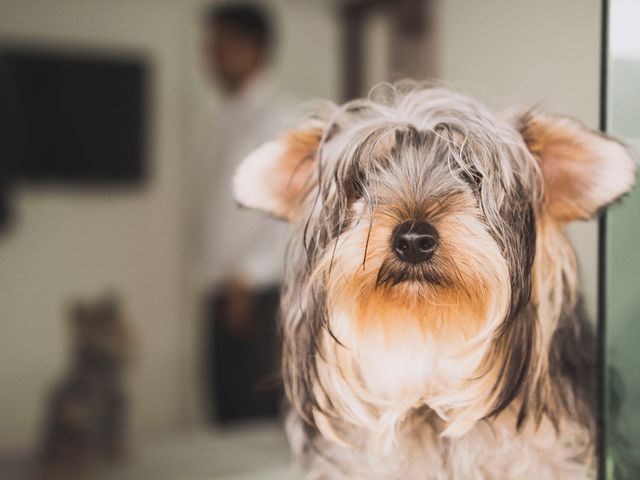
[36,294,131,479]
[233,84,636,479]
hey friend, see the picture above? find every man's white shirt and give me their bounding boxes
[203,74,296,288]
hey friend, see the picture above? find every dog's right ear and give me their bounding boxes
[233,122,323,221]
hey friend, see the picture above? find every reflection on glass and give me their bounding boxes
[604,0,640,477]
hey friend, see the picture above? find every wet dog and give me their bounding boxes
[233,84,636,479]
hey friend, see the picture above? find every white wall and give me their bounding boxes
[434,0,603,318]
[0,0,193,451]
[0,0,341,452]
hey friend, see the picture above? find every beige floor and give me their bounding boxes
[114,421,297,480]
[0,421,296,480]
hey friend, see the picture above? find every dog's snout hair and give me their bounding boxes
[233,83,637,479]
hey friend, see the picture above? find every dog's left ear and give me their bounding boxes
[233,122,323,221]
[515,112,636,222]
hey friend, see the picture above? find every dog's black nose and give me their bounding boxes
[392,221,439,264]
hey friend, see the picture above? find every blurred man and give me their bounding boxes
[201,3,293,423]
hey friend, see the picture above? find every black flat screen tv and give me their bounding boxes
[0,48,148,184]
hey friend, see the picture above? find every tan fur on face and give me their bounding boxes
[321,189,509,339]
[300,188,513,438]
[331,205,497,343]
[350,288,487,342]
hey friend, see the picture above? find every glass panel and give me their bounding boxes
[604,0,640,477]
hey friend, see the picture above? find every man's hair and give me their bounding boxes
[206,3,273,52]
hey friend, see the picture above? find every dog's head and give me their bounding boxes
[70,293,131,371]
[234,86,635,440]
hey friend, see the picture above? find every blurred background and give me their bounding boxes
[0,0,636,479]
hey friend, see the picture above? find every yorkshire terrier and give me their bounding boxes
[233,85,636,479]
